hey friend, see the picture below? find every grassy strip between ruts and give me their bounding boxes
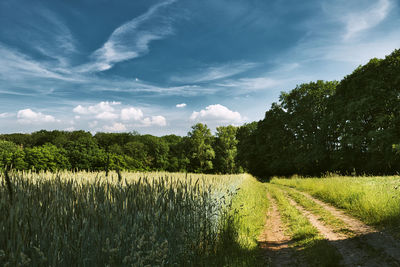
[218,174,270,266]
[270,176,400,237]
[268,184,342,267]
[276,185,354,237]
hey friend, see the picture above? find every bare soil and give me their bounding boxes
[287,196,383,266]
[258,194,301,267]
[295,189,400,264]
[259,186,400,266]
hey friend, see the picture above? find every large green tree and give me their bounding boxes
[187,123,215,173]
[279,80,337,175]
[332,50,400,174]
[214,125,238,174]
[0,140,26,170]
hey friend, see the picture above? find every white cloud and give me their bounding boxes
[77,0,177,73]
[103,122,127,132]
[71,101,167,128]
[190,104,243,123]
[142,116,167,126]
[96,111,119,120]
[73,101,120,115]
[17,109,58,124]
[176,103,187,108]
[120,107,143,121]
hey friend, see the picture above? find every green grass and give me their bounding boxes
[268,184,342,267]
[271,176,400,235]
[216,174,270,266]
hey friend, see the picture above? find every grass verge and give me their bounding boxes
[218,174,270,266]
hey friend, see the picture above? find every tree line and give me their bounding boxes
[0,124,239,174]
[1,49,400,177]
[241,49,400,177]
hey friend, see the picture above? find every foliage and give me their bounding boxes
[241,49,400,177]
[214,125,238,174]
[25,144,70,171]
[187,123,215,173]
[0,140,26,170]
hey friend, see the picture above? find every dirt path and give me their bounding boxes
[290,188,400,265]
[287,196,384,266]
[258,194,300,267]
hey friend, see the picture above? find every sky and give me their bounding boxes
[0,0,399,136]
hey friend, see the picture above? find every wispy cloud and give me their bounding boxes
[342,0,391,40]
[0,44,71,81]
[0,112,13,118]
[217,77,282,91]
[171,62,257,83]
[77,0,178,73]
[33,9,78,66]
[320,0,392,40]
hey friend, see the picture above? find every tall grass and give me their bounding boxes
[271,176,400,232]
[0,171,252,266]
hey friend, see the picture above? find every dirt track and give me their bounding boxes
[258,194,300,267]
[259,186,400,267]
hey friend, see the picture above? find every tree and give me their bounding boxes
[214,126,238,173]
[25,144,70,171]
[236,122,258,173]
[279,80,337,175]
[187,123,215,173]
[141,135,169,170]
[254,103,295,177]
[65,134,105,170]
[161,135,189,172]
[0,140,26,170]
[332,50,400,174]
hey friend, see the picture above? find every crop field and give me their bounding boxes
[0,171,268,266]
[259,176,400,266]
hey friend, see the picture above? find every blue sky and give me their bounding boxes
[0,0,399,135]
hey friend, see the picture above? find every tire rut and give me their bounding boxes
[258,193,302,267]
[288,187,400,266]
[286,195,383,267]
